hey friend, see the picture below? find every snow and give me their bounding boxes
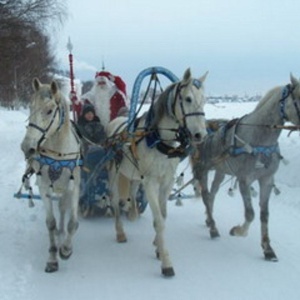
[1,102,300,300]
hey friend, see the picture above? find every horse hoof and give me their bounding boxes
[210,229,220,238]
[45,262,59,273]
[59,246,72,260]
[162,267,175,277]
[264,252,278,262]
[117,233,127,243]
[229,227,236,236]
[230,226,246,236]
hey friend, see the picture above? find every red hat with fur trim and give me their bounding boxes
[95,71,127,96]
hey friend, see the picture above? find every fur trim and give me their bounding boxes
[95,71,127,95]
[81,72,127,128]
[93,85,115,128]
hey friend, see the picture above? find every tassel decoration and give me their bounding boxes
[176,173,184,187]
[175,194,183,206]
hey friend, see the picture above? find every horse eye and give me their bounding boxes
[186,96,192,103]
[46,109,53,115]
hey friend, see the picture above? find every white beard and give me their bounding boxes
[82,80,116,128]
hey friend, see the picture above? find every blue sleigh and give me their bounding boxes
[78,66,179,217]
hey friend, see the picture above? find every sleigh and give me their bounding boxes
[78,66,180,217]
[15,66,197,216]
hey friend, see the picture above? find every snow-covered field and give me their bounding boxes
[1,101,300,300]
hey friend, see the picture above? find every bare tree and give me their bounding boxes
[0,0,68,108]
[0,0,67,31]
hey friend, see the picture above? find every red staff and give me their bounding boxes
[67,37,78,121]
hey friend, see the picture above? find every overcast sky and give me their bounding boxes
[56,0,300,96]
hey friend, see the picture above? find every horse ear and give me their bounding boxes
[51,81,59,95]
[183,68,191,82]
[290,73,299,88]
[199,71,209,83]
[32,78,41,91]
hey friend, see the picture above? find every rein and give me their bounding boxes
[233,85,300,134]
[146,79,205,159]
[108,77,206,165]
[232,123,300,136]
[205,85,300,167]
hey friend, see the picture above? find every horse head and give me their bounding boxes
[21,78,64,159]
[173,68,208,143]
[282,73,300,125]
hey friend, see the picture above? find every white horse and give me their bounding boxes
[21,78,82,272]
[106,68,208,277]
[191,74,300,262]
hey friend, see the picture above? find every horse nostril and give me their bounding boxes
[194,133,202,140]
[25,148,36,159]
[29,148,36,155]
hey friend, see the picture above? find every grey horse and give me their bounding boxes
[191,74,300,262]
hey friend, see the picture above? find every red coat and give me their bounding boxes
[73,72,127,124]
[109,91,127,120]
[73,90,127,124]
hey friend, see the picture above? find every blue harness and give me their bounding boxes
[34,155,83,183]
[217,118,281,158]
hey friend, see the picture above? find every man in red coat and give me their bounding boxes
[75,71,128,128]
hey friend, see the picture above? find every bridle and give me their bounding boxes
[279,84,300,123]
[27,102,65,149]
[145,78,206,158]
[170,79,206,145]
[166,78,205,129]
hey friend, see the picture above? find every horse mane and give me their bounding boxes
[253,86,281,112]
[56,89,70,123]
[148,83,176,128]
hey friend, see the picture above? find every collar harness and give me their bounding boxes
[28,102,82,183]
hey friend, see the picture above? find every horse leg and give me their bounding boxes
[230,180,254,237]
[259,176,278,261]
[118,172,131,211]
[110,170,127,242]
[59,188,80,260]
[145,180,174,277]
[58,196,66,237]
[127,180,140,221]
[199,171,220,238]
[42,194,59,273]
[118,173,139,221]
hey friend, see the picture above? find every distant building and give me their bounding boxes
[206,94,261,104]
